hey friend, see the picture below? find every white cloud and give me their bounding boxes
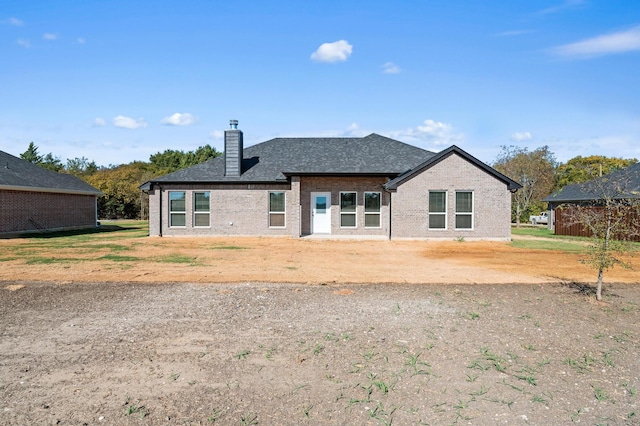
[511,131,533,142]
[209,130,224,140]
[77,37,86,44]
[113,115,147,129]
[390,119,465,147]
[536,0,586,15]
[3,17,24,26]
[382,62,400,74]
[43,33,58,41]
[93,118,106,127]
[494,30,534,37]
[552,25,640,59]
[161,112,198,126]
[17,39,30,48]
[310,40,353,63]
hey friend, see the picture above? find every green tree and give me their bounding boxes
[493,146,557,226]
[87,162,154,219]
[562,166,640,300]
[40,152,64,172]
[19,142,63,171]
[66,156,99,177]
[149,144,221,173]
[555,155,637,191]
[20,142,42,164]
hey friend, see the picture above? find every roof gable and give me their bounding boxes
[0,150,102,195]
[384,145,522,191]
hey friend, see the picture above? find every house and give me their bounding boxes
[0,150,102,236]
[141,120,521,240]
[543,162,640,241]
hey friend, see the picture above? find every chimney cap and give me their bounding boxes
[229,119,239,129]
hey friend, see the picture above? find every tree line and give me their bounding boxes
[492,145,637,226]
[19,142,221,220]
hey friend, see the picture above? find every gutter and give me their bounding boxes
[0,184,102,196]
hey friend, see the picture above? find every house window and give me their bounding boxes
[169,191,186,227]
[455,191,473,230]
[340,192,357,227]
[428,191,447,230]
[194,192,210,227]
[364,192,381,228]
[269,192,286,227]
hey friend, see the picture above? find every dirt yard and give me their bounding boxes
[1,226,639,424]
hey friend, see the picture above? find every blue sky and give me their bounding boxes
[1,0,639,167]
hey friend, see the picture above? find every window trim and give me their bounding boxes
[339,191,357,228]
[455,190,474,230]
[169,191,186,228]
[364,191,382,229]
[193,191,211,228]
[268,191,286,228]
[428,190,447,230]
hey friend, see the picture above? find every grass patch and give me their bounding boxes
[25,257,84,265]
[154,254,199,264]
[210,245,247,250]
[510,239,586,253]
[98,254,141,262]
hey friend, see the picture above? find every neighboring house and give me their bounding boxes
[0,150,102,236]
[543,162,640,240]
[141,121,521,240]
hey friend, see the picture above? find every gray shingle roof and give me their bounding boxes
[144,134,437,187]
[0,150,102,195]
[384,145,522,191]
[544,162,640,204]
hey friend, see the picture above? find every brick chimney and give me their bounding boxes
[224,119,243,177]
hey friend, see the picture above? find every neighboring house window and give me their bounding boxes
[428,191,447,230]
[455,191,473,230]
[194,192,210,227]
[269,192,286,227]
[364,192,381,228]
[340,192,357,227]
[169,191,186,227]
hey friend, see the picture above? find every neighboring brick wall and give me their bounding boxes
[390,153,512,240]
[148,183,293,237]
[0,189,97,235]
[299,176,389,236]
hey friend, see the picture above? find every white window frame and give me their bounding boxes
[455,190,474,230]
[193,191,211,228]
[269,191,286,228]
[364,192,382,229]
[169,191,186,228]
[340,191,357,228]
[428,190,447,230]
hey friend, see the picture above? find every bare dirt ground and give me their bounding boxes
[1,227,639,425]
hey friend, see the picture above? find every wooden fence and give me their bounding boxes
[554,205,640,242]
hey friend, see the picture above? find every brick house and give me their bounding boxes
[0,150,102,236]
[141,121,521,240]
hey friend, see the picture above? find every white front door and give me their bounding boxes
[311,192,331,234]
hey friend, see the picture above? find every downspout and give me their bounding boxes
[158,184,163,237]
[388,192,392,240]
[384,187,392,240]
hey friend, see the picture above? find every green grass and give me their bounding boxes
[210,245,247,250]
[25,257,84,265]
[510,239,586,252]
[154,254,199,264]
[99,254,141,262]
